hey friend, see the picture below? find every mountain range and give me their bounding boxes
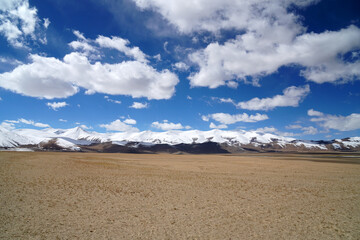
[0,126,359,153]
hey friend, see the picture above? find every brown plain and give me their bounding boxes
[1,152,359,239]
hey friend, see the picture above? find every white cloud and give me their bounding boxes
[307,109,324,117]
[285,123,320,135]
[43,18,50,28]
[32,123,50,128]
[172,62,189,71]
[105,96,121,104]
[79,124,92,130]
[0,56,23,65]
[203,113,268,125]
[132,0,317,34]
[0,0,46,47]
[59,119,67,122]
[163,41,169,53]
[187,95,192,100]
[68,31,100,60]
[301,126,318,135]
[300,60,360,84]
[132,1,360,86]
[46,101,68,111]
[2,118,50,128]
[73,30,85,40]
[153,54,161,61]
[0,32,179,100]
[253,126,297,137]
[151,120,189,131]
[18,118,50,128]
[255,127,277,133]
[69,39,96,54]
[286,124,302,129]
[100,119,139,132]
[0,51,179,100]
[189,25,360,88]
[96,35,148,63]
[0,121,15,130]
[235,85,310,111]
[123,118,136,125]
[217,98,235,104]
[310,111,360,131]
[0,20,22,45]
[130,102,148,109]
[201,115,209,122]
[209,122,227,129]
[109,99,121,104]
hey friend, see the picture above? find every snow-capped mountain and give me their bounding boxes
[0,126,32,148]
[1,126,359,152]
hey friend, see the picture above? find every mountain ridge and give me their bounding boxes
[1,126,359,153]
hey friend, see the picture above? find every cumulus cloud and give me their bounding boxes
[151,120,190,131]
[69,31,97,55]
[43,18,50,28]
[18,118,50,128]
[59,119,67,122]
[285,123,321,135]
[203,113,268,125]
[253,126,297,137]
[172,62,189,71]
[2,118,50,129]
[201,115,209,122]
[254,127,277,133]
[301,126,318,135]
[108,99,121,104]
[0,0,46,47]
[234,85,310,111]
[123,118,136,125]
[0,121,15,130]
[307,109,324,117]
[209,122,227,129]
[104,96,121,104]
[189,26,360,88]
[79,124,92,130]
[99,119,139,132]
[286,124,302,129]
[309,111,360,131]
[133,0,360,86]
[130,102,148,109]
[153,54,161,61]
[138,0,360,88]
[96,35,148,63]
[0,33,179,100]
[0,56,23,65]
[46,101,68,111]
[132,0,317,34]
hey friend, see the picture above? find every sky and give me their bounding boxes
[0,0,359,140]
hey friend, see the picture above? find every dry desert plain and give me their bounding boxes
[0,151,360,239]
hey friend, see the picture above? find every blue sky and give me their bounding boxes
[0,0,359,140]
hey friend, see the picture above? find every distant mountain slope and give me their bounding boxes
[1,127,359,153]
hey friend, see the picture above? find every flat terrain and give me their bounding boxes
[0,152,359,239]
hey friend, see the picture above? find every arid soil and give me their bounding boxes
[0,152,359,239]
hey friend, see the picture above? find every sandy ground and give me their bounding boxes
[0,152,359,239]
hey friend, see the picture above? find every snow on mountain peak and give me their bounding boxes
[0,126,33,147]
[0,126,359,151]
